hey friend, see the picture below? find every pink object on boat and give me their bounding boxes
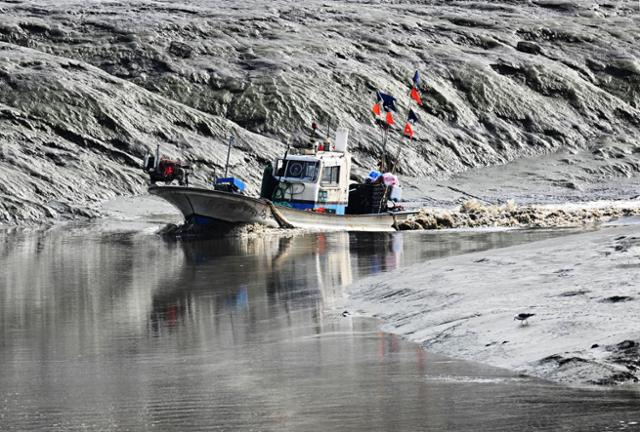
[382,173,399,186]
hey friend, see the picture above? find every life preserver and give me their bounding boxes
[287,161,304,177]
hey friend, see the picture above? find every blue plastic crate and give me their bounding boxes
[215,177,246,192]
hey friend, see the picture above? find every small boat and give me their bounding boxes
[149,185,417,232]
[148,127,418,232]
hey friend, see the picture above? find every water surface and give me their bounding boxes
[1,225,638,431]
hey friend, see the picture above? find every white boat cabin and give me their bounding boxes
[270,128,351,215]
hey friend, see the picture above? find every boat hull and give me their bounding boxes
[149,185,416,232]
[149,185,279,227]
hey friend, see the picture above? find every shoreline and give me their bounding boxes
[346,223,640,387]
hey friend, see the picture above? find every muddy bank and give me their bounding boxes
[399,199,640,230]
[347,225,640,386]
[2,0,640,223]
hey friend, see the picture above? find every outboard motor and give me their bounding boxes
[143,146,191,186]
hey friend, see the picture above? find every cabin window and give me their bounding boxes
[321,166,340,185]
[282,160,318,181]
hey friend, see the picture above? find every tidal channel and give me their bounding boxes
[1,225,638,431]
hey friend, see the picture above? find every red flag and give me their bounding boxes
[372,102,381,116]
[385,111,394,126]
[403,122,413,139]
[410,87,422,106]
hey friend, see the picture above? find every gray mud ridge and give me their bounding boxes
[347,226,640,386]
[1,1,640,223]
[540,340,640,386]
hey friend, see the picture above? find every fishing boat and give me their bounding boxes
[147,127,418,232]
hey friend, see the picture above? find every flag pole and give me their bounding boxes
[391,136,404,174]
[377,128,393,214]
[377,122,386,172]
[381,127,388,172]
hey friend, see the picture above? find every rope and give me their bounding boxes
[272,181,306,201]
[438,185,501,205]
[267,200,295,229]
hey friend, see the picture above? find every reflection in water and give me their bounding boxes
[1,225,638,431]
[148,233,356,338]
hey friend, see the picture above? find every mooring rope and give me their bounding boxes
[266,200,295,229]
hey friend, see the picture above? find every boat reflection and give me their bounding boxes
[0,226,580,350]
[148,232,367,337]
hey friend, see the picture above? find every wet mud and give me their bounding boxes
[1,1,640,223]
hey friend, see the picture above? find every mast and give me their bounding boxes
[391,136,404,174]
[381,127,389,172]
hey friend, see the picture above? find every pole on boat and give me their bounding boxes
[381,127,389,172]
[224,135,235,178]
[377,132,401,215]
[275,139,292,200]
[281,140,291,180]
[391,133,406,175]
